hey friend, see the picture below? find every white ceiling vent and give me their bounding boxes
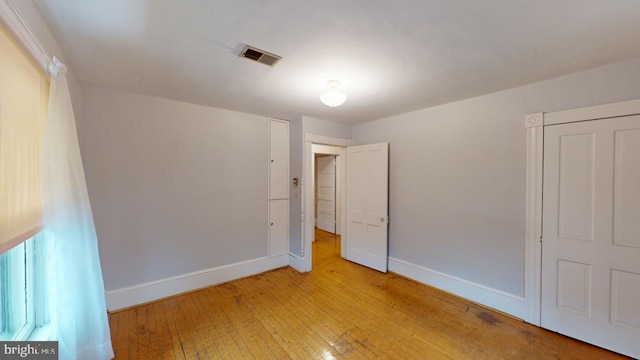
[239,45,282,66]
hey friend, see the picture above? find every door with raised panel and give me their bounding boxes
[269,119,289,200]
[269,199,288,257]
[268,119,289,260]
[316,155,336,233]
[346,142,389,273]
[541,115,640,358]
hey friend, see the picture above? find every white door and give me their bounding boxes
[346,142,389,273]
[269,119,289,200]
[269,199,289,257]
[542,116,640,358]
[316,155,336,233]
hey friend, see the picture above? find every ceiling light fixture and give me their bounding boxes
[320,80,347,107]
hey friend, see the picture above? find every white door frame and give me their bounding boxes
[301,133,351,272]
[313,146,342,236]
[524,98,640,325]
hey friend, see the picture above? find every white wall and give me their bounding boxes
[352,57,640,299]
[302,116,352,140]
[79,85,270,292]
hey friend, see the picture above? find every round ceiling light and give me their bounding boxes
[320,80,347,107]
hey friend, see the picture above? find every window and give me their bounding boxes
[0,233,47,341]
[0,26,49,341]
[0,241,28,341]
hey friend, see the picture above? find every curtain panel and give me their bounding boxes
[43,59,114,360]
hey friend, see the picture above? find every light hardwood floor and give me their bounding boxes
[109,229,629,359]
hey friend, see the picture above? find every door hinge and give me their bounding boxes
[539,236,543,243]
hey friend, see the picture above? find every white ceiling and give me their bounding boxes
[33,0,640,124]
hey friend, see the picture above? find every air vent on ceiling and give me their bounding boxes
[240,45,282,66]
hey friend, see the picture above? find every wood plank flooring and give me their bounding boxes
[109,229,629,359]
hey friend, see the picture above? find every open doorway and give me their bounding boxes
[315,154,336,234]
[312,145,345,265]
[311,144,345,242]
[301,135,349,272]
[313,145,344,236]
[301,135,390,274]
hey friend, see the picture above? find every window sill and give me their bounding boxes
[29,324,53,341]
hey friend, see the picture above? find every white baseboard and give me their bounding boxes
[389,257,526,319]
[288,252,306,272]
[106,255,288,311]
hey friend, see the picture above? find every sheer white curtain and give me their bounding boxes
[42,57,114,360]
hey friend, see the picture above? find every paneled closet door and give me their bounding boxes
[541,115,640,359]
[269,119,289,200]
[268,118,289,259]
[269,199,289,257]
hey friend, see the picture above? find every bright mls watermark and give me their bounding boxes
[1,342,58,359]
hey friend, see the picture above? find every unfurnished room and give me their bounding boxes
[1,1,639,359]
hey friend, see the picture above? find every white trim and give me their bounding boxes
[524,113,544,128]
[389,257,526,319]
[524,98,640,326]
[544,99,640,126]
[288,252,305,272]
[304,133,351,147]
[0,0,51,73]
[303,133,351,272]
[524,113,544,325]
[303,139,313,272]
[106,255,288,311]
